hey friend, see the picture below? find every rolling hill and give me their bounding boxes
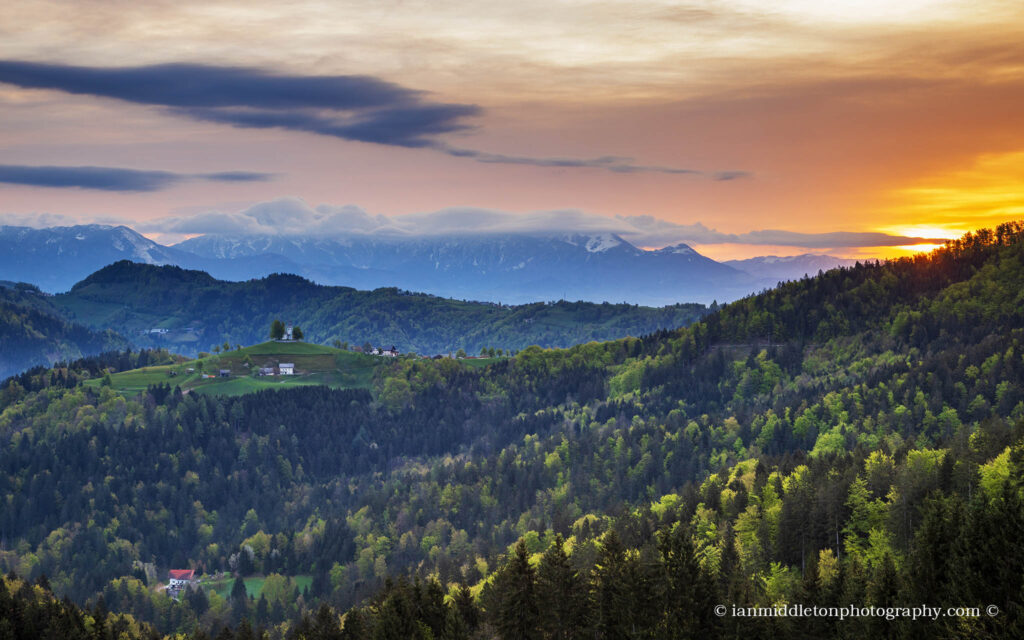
[0,281,128,378]
[50,260,710,357]
[86,341,404,397]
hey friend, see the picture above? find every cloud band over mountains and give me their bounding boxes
[614,217,945,248]
[0,164,274,192]
[0,60,746,177]
[124,197,943,249]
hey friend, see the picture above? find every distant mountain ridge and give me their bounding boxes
[724,253,861,282]
[2,224,862,304]
[174,231,750,305]
[0,224,303,293]
[49,260,710,357]
[0,224,182,292]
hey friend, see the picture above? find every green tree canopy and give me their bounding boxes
[270,319,285,340]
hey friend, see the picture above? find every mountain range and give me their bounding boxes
[0,224,860,305]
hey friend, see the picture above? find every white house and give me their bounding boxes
[279,363,295,375]
[168,569,196,589]
[284,325,294,340]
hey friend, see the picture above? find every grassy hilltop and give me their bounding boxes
[83,340,504,397]
[84,341,378,397]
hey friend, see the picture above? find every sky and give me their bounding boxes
[1,0,1023,260]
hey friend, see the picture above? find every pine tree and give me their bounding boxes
[908,494,961,607]
[453,584,480,637]
[231,576,248,602]
[592,531,631,640]
[340,608,365,640]
[372,578,420,640]
[536,534,588,640]
[308,604,342,640]
[496,540,540,640]
[658,526,716,640]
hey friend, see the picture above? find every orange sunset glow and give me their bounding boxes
[0,0,1023,259]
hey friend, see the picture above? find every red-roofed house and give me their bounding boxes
[168,569,196,589]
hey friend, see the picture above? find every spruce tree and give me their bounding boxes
[454,583,479,633]
[231,576,248,602]
[340,608,365,640]
[657,527,716,640]
[309,603,342,640]
[536,534,588,640]
[593,531,631,640]
[496,540,540,640]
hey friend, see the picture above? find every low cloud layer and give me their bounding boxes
[0,60,746,177]
[615,217,946,247]
[0,164,274,192]
[132,197,943,249]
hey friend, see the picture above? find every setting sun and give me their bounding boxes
[878,226,963,241]
[880,151,1024,245]
[892,243,947,255]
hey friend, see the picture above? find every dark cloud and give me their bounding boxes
[0,60,480,149]
[437,145,741,176]
[201,171,277,182]
[0,164,274,192]
[712,171,751,181]
[0,60,747,177]
[178,103,480,148]
[0,60,418,109]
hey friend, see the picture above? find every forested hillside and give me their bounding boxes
[1,223,1023,639]
[51,261,709,357]
[0,283,129,378]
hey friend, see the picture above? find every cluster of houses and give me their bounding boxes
[141,327,197,336]
[351,345,400,357]
[198,369,232,379]
[257,363,294,376]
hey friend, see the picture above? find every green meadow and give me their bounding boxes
[204,574,313,600]
[86,341,382,396]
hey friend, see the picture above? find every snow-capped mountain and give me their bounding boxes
[174,233,756,305]
[0,225,308,292]
[724,254,861,284]
[0,225,185,292]
[1,224,843,305]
